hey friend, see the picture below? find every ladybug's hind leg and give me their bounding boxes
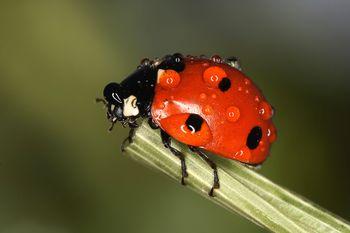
[160,130,188,185]
[189,146,220,197]
[121,121,138,152]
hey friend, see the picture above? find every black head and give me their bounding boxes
[102,82,140,128]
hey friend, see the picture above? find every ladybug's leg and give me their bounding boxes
[160,130,188,185]
[189,146,220,197]
[147,118,159,129]
[121,121,138,152]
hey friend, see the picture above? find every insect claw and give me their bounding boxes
[108,121,116,132]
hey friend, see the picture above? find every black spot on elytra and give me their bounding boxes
[246,126,262,149]
[185,114,203,132]
[218,78,231,92]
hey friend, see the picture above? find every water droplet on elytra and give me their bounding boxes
[211,55,222,63]
[258,101,273,120]
[267,125,277,143]
[199,93,207,100]
[226,106,240,122]
[203,105,213,115]
[234,147,251,158]
[140,58,150,66]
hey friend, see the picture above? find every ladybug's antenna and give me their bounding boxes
[95,98,107,107]
[96,97,118,131]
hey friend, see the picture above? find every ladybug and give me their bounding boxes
[97,53,276,196]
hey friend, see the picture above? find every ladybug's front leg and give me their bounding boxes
[160,130,188,185]
[189,146,220,197]
[121,121,138,152]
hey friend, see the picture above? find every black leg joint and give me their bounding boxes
[189,146,220,197]
[161,130,188,185]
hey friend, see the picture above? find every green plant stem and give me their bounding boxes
[124,121,350,233]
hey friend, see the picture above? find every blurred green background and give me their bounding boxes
[1,1,350,232]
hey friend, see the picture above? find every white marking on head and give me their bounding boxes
[110,104,116,111]
[157,69,165,83]
[123,95,139,117]
[112,93,122,103]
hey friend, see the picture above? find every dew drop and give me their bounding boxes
[203,105,213,115]
[158,69,181,89]
[140,58,150,66]
[267,128,271,137]
[226,106,240,122]
[199,93,207,100]
[258,101,273,120]
[211,55,222,63]
[203,66,227,88]
[267,125,277,143]
[235,150,243,157]
[234,147,251,158]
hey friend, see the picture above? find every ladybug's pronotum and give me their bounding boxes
[97,54,276,196]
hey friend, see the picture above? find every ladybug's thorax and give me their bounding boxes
[119,66,158,118]
[101,53,187,126]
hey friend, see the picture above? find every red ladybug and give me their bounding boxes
[98,53,276,196]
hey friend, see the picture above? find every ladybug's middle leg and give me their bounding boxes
[147,118,159,129]
[160,130,188,185]
[189,146,220,197]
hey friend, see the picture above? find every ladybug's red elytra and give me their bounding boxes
[97,53,276,196]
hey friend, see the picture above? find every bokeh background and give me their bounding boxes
[1,1,350,232]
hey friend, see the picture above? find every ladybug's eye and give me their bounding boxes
[103,82,124,104]
[246,126,262,149]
